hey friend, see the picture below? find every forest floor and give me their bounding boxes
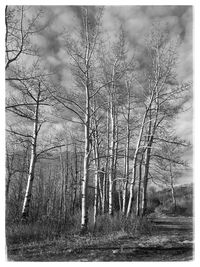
[7,214,193,261]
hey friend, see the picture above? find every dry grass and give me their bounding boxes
[6,216,193,261]
[6,211,152,247]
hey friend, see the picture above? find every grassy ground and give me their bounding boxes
[6,214,193,261]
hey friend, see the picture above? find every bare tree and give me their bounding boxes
[126,23,190,217]
[50,7,105,233]
[5,6,44,70]
[100,28,133,216]
[6,65,63,220]
[151,133,190,209]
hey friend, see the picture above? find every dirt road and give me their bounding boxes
[7,216,193,261]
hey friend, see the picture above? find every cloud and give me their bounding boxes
[28,6,193,169]
[34,6,192,83]
[175,103,193,143]
[101,7,193,165]
[99,6,193,85]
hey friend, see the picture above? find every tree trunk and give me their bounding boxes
[71,144,78,215]
[98,169,104,214]
[169,162,177,209]
[142,87,159,217]
[126,109,148,217]
[17,149,28,213]
[118,187,122,212]
[141,148,150,216]
[21,139,37,220]
[6,173,12,202]
[122,125,130,214]
[122,80,131,214]
[6,152,14,201]
[113,112,119,205]
[93,128,100,228]
[64,146,69,223]
[81,44,90,232]
[93,169,98,228]
[108,100,115,216]
[104,107,110,214]
[136,153,143,216]
[81,118,90,232]
[126,84,156,218]
[102,167,106,214]
[59,148,65,220]
[21,88,40,221]
[122,147,127,214]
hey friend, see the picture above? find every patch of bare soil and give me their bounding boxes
[7,216,193,261]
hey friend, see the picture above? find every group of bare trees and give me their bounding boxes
[6,6,191,233]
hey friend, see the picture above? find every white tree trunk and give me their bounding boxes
[93,123,100,228]
[93,169,98,227]
[126,85,156,217]
[122,81,131,214]
[122,125,130,214]
[122,147,127,214]
[81,8,91,233]
[81,95,90,232]
[136,153,143,216]
[142,88,159,216]
[81,133,89,232]
[108,100,115,216]
[104,107,110,213]
[21,90,40,220]
[126,109,148,217]
[169,162,177,208]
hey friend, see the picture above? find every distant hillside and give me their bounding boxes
[156,183,193,200]
[149,183,193,217]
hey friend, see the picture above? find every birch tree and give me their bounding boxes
[126,23,190,217]
[141,25,190,216]
[51,7,105,233]
[6,64,63,220]
[121,74,135,214]
[151,133,190,208]
[100,28,133,216]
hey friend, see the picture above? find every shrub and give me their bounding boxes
[94,212,153,236]
[6,211,153,246]
[167,202,193,216]
[6,212,82,245]
[151,184,193,217]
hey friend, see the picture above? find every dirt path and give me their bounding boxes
[61,216,193,261]
[7,216,193,261]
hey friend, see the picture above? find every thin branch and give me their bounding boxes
[90,81,113,99]
[152,154,186,166]
[7,128,32,139]
[37,144,66,158]
[55,94,86,115]
[51,94,85,125]
[153,137,189,147]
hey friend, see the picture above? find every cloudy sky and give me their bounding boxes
[7,5,193,184]
[36,6,192,81]
[36,6,192,130]
[32,5,192,183]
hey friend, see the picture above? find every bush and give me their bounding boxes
[6,212,82,245]
[6,222,53,245]
[166,202,193,217]
[153,199,193,217]
[94,212,153,236]
[151,184,193,217]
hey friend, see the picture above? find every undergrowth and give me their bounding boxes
[6,211,152,246]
